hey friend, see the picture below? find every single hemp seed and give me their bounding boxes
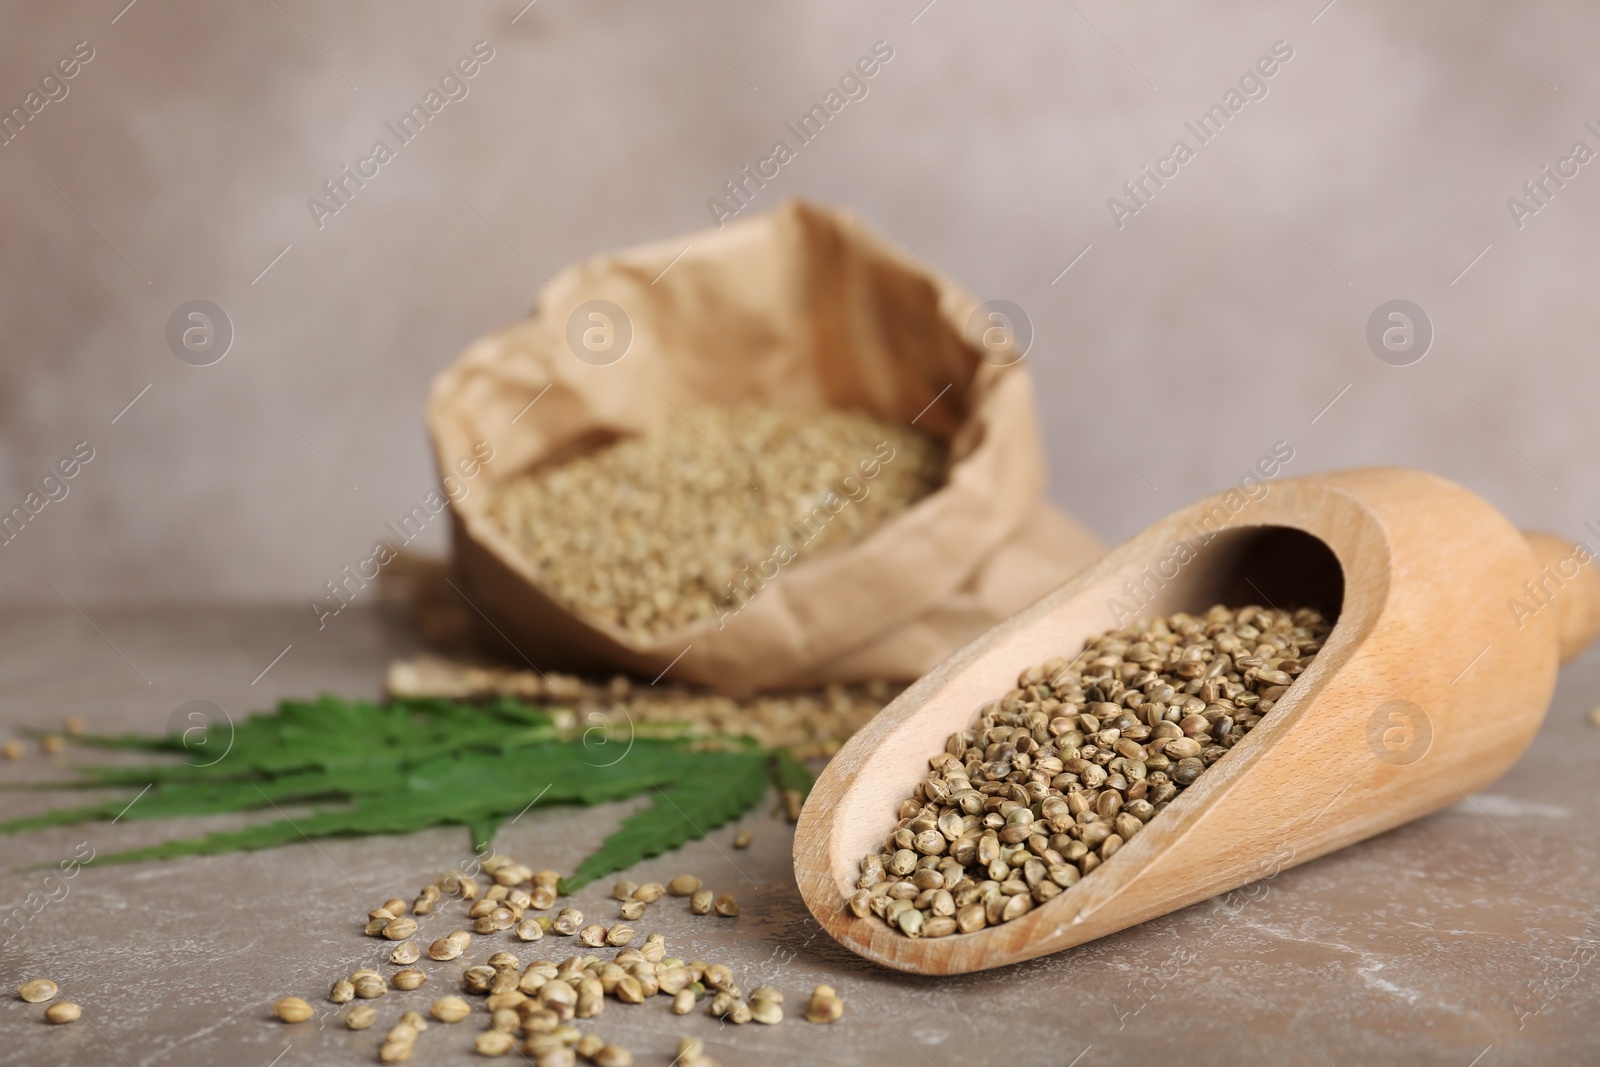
[805,985,844,1024]
[666,875,702,897]
[44,1002,82,1025]
[391,969,427,991]
[430,996,471,1023]
[18,979,57,1004]
[273,997,314,1023]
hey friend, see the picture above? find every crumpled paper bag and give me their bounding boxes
[426,199,1101,694]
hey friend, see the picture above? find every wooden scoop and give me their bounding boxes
[794,467,1600,974]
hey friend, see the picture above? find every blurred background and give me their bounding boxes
[3,0,1598,609]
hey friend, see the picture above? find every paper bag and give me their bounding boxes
[426,199,1101,694]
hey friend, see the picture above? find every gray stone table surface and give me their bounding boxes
[2,605,1598,1067]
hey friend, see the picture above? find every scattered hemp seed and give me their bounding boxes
[428,937,463,961]
[633,882,665,904]
[272,997,314,1023]
[475,1030,515,1056]
[666,875,702,897]
[606,924,636,947]
[391,969,428,991]
[378,1039,414,1063]
[804,985,844,1024]
[672,989,696,1014]
[63,715,87,736]
[677,1038,705,1061]
[593,1045,634,1067]
[413,885,441,915]
[44,1001,81,1024]
[18,979,57,1003]
[389,658,894,761]
[515,918,545,942]
[689,889,713,915]
[618,900,645,921]
[1,739,23,760]
[611,881,638,901]
[390,941,421,965]
[553,908,583,936]
[713,895,739,917]
[732,828,753,849]
[579,924,607,948]
[328,979,354,1004]
[462,966,497,995]
[383,917,419,941]
[354,975,388,999]
[852,604,1332,938]
[40,735,65,755]
[430,996,471,1023]
[346,1005,378,1030]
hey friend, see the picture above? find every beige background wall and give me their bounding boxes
[3,0,1598,607]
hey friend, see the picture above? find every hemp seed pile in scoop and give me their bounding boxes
[852,603,1332,938]
[488,405,945,638]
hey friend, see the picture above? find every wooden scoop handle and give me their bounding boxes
[1524,531,1600,665]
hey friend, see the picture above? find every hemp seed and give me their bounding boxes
[391,969,427,991]
[666,875,701,897]
[18,979,57,1003]
[44,1002,81,1024]
[488,406,944,639]
[430,996,471,1023]
[475,1030,515,1056]
[804,985,844,1024]
[383,917,419,941]
[853,604,1331,938]
[346,1005,378,1030]
[273,997,314,1023]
